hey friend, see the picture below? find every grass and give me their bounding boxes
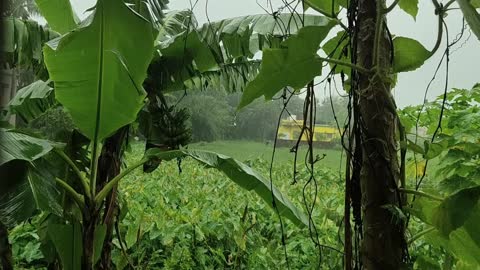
[188,140,345,170]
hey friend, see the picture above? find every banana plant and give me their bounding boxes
[1,0,317,268]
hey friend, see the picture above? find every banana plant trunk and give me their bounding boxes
[81,127,128,269]
[82,206,99,270]
[97,126,129,270]
[356,0,407,269]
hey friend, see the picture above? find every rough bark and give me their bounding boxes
[356,0,406,269]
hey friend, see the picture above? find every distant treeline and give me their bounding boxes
[171,90,348,143]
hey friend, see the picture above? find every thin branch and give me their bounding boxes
[319,56,371,74]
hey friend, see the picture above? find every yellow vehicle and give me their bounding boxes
[277,118,340,148]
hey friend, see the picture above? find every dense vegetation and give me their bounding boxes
[1,0,480,269]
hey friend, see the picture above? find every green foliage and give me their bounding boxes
[7,80,55,123]
[404,84,480,267]
[43,0,154,141]
[393,37,432,73]
[239,25,334,109]
[2,17,58,72]
[151,13,331,94]
[34,0,78,34]
[456,0,480,41]
[0,128,55,165]
[0,130,62,227]
[144,147,308,227]
[47,222,82,270]
[111,144,344,269]
[398,0,419,20]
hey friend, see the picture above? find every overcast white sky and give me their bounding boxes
[69,0,480,108]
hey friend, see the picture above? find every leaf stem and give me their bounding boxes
[444,0,456,9]
[408,227,436,245]
[55,178,85,209]
[318,56,371,74]
[399,188,443,201]
[54,148,90,196]
[89,143,101,199]
[383,0,400,14]
[94,157,149,205]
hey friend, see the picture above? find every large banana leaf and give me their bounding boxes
[43,0,155,141]
[150,13,332,93]
[0,128,55,166]
[184,60,261,92]
[35,0,79,34]
[2,18,58,71]
[0,129,61,227]
[146,149,309,227]
[7,80,55,123]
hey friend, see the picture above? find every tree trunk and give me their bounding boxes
[356,0,407,269]
[0,222,13,270]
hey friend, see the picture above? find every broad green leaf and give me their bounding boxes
[472,0,480,8]
[145,149,309,227]
[0,159,62,227]
[44,0,154,141]
[0,129,55,166]
[426,205,480,265]
[239,25,335,109]
[35,0,79,34]
[457,0,480,41]
[432,185,480,236]
[393,37,432,73]
[398,0,419,20]
[424,141,444,159]
[48,222,82,270]
[8,80,55,123]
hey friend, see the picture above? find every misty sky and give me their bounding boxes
[69,0,480,108]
